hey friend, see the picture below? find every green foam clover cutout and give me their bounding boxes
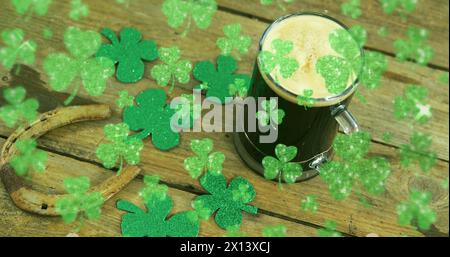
[380,0,418,15]
[262,224,287,237]
[397,190,436,230]
[262,144,302,185]
[117,195,199,237]
[193,172,258,230]
[69,0,89,21]
[55,176,105,225]
[173,93,202,129]
[320,131,391,200]
[260,0,295,11]
[162,0,217,37]
[301,195,319,213]
[297,89,315,108]
[394,26,434,66]
[229,78,250,98]
[0,86,39,128]
[341,0,362,19]
[139,175,169,203]
[96,123,144,174]
[123,89,180,151]
[399,131,437,173]
[317,220,342,237]
[0,28,37,70]
[151,47,192,94]
[97,27,158,83]
[11,0,52,18]
[10,139,47,177]
[43,27,115,106]
[194,55,250,104]
[116,90,135,109]
[258,39,299,81]
[393,84,432,124]
[217,23,252,60]
[256,99,285,126]
[184,138,225,179]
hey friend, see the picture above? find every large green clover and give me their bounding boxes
[11,0,52,18]
[193,172,258,229]
[320,131,391,200]
[184,138,225,179]
[96,123,144,174]
[162,0,217,37]
[394,26,434,66]
[123,89,180,151]
[262,144,302,185]
[260,0,295,11]
[0,28,37,70]
[194,55,250,104]
[256,99,285,126]
[258,39,299,80]
[341,0,362,19]
[0,86,38,128]
[10,139,47,177]
[117,196,199,237]
[217,23,252,59]
[399,131,437,173]
[43,27,115,106]
[394,84,432,124]
[397,190,436,230]
[97,27,158,83]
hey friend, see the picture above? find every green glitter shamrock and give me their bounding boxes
[0,28,37,71]
[151,47,192,94]
[258,39,299,81]
[399,131,437,173]
[10,139,47,177]
[229,78,250,98]
[116,90,134,109]
[320,131,391,200]
[394,27,434,66]
[43,27,115,105]
[69,0,89,21]
[96,28,158,83]
[438,72,449,85]
[117,195,199,237]
[262,144,302,185]
[0,86,39,128]
[96,123,144,174]
[256,99,285,126]
[55,176,104,226]
[139,175,169,203]
[11,0,52,18]
[193,172,258,230]
[184,138,225,179]
[173,93,201,129]
[297,89,315,108]
[301,195,319,213]
[123,89,180,151]
[360,51,388,89]
[162,0,217,37]
[262,224,286,237]
[317,220,342,237]
[397,190,436,230]
[341,0,362,19]
[382,132,392,143]
[380,0,418,15]
[194,55,250,104]
[225,225,247,237]
[217,23,252,60]
[260,0,295,11]
[393,84,432,124]
[349,25,367,48]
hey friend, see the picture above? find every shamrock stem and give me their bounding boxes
[181,17,192,37]
[14,65,21,76]
[24,8,33,22]
[117,157,124,176]
[278,175,283,190]
[64,83,81,106]
[74,215,85,233]
[169,77,175,94]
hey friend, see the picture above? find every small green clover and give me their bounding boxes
[162,0,217,37]
[97,27,158,83]
[258,39,299,80]
[225,225,247,237]
[341,0,362,19]
[297,89,315,108]
[55,176,104,226]
[96,123,144,174]
[260,0,295,11]
[301,195,319,213]
[69,0,89,21]
[11,0,52,18]
[193,172,258,230]
[262,144,302,185]
[256,99,285,126]
[438,72,449,85]
[43,27,115,105]
[394,27,434,66]
[380,0,418,15]
[184,138,225,179]
[317,220,342,237]
[262,225,286,237]
[0,28,37,70]
[116,90,134,109]
[194,55,250,104]
[151,47,192,94]
[393,84,432,124]
[217,23,252,60]
[397,190,436,230]
[399,131,437,173]
[139,175,169,203]
[0,86,39,128]
[10,139,47,177]
[229,78,250,98]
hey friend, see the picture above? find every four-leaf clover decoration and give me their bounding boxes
[117,195,199,237]
[162,0,217,37]
[123,89,180,151]
[97,27,158,83]
[317,220,342,237]
[151,47,192,94]
[116,90,135,109]
[55,176,104,225]
[96,123,144,174]
[380,0,418,15]
[194,55,250,104]
[341,0,362,19]
[11,0,52,18]
[0,86,39,128]
[297,89,315,108]
[184,138,225,179]
[399,131,437,173]
[217,23,252,60]
[10,139,47,177]
[229,78,250,98]
[393,84,432,124]
[258,39,299,81]
[397,190,436,230]
[262,144,302,184]
[43,27,115,105]
[193,172,258,229]
[0,28,37,70]
[69,0,89,21]
[394,26,434,66]
[260,0,295,11]
[262,225,286,237]
[301,195,319,213]
[256,99,285,126]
